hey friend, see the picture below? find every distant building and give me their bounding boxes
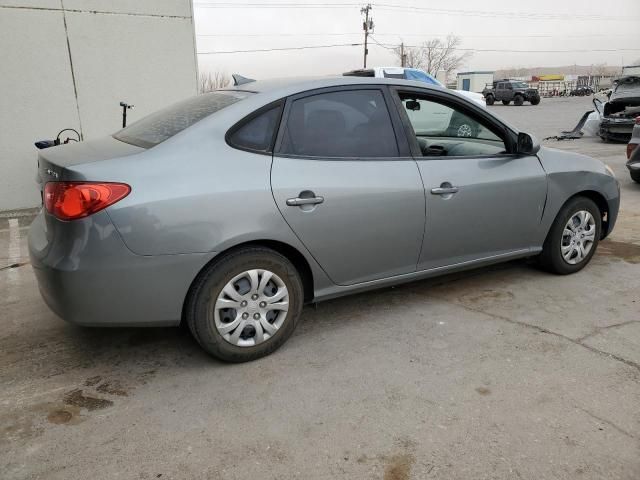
[1,1,198,211]
[456,71,494,93]
[623,65,640,76]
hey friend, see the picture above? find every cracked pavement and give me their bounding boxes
[1,97,639,479]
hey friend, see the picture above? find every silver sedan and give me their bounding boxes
[29,76,620,362]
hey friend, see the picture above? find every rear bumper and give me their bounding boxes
[600,118,634,142]
[28,210,216,327]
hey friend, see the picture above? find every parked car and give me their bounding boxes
[627,116,640,182]
[343,66,486,107]
[570,86,594,97]
[600,76,640,142]
[29,76,619,362]
[482,79,541,106]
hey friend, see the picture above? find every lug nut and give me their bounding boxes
[253,313,260,319]
[251,294,259,300]
[259,301,266,308]
[242,312,249,319]
[241,301,248,307]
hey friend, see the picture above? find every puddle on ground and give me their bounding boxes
[598,240,640,264]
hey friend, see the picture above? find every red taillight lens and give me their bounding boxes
[628,143,638,160]
[44,182,130,221]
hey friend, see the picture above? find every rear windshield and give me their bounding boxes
[113,91,251,148]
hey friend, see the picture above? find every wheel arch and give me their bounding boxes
[181,239,316,324]
[549,190,611,241]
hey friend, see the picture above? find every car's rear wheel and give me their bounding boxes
[186,247,304,362]
[502,100,511,105]
[514,95,524,106]
[630,170,640,183]
[538,197,601,274]
[485,95,495,105]
[530,96,541,105]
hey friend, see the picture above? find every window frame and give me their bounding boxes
[225,99,285,155]
[388,85,520,160]
[273,85,412,161]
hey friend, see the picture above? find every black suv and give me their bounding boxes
[482,80,540,106]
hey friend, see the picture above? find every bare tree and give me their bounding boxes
[199,71,230,93]
[394,35,472,82]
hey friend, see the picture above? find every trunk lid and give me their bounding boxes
[36,136,144,199]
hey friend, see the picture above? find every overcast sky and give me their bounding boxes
[194,0,640,79]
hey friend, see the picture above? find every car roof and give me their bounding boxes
[224,75,444,97]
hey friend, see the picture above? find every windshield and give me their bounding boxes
[510,82,529,89]
[113,91,251,148]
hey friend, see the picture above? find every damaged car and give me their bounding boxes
[600,76,640,142]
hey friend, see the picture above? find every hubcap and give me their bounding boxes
[211,269,289,347]
[561,210,596,265]
[457,124,473,137]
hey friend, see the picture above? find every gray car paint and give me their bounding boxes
[28,76,620,327]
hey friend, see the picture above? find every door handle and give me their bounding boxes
[431,186,459,195]
[286,195,324,207]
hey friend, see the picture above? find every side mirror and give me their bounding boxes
[405,100,421,111]
[517,132,540,155]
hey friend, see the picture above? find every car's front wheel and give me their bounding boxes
[485,95,495,105]
[186,247,304,362]
[538,197,601,274]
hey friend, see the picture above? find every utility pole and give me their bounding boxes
[361,4,373,68]
[400,42,406,67]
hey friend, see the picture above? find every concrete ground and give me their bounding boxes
[1,97,639,480]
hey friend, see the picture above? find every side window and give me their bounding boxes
[405,70,440,86]
[398,93,507,157]
[505,83,513,90]
[279,89,399,158]
[497,83,504,89]
[228,104,283,152]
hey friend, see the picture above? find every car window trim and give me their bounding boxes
[388,85,518,158]
[225,99,285,155]
[273,84,409,160]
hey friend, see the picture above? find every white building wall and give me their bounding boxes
[0,1,198,211]
[457,72,494,93]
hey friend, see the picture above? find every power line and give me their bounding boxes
[370,42,640,54]
[196,32,636,39]
[372,3,629,21]
[197,42,362,55]
[193,1,632,21]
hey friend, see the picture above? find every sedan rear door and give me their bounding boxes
[270,86,426,286]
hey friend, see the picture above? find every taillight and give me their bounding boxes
[628,143,638,160]
[44,182,130,221]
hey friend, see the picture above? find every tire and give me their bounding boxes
[185,247,304,362]
[631,171,640,183]
[538,197,601,275]
[502,100,511,105]
[530,96,540,105]
[514,95,524,106]
[485,95,495,106]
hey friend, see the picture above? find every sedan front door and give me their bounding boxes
[392,89,548,271]
[271,87,426,286]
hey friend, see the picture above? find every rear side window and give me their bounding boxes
[279,89,399,158]
[227,104,283,153]
[114,91,250,148]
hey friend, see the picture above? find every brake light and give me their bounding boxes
[44,182,130,220]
